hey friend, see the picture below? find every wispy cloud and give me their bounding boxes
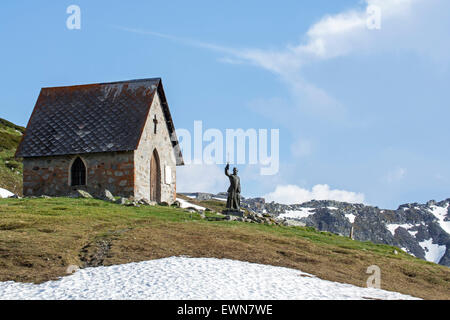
[112,25,239,55]
[115,0,447,92]
[226,0,420,73]
[264,184,365,204]
[114,0,437,126]
[115,0,449,155]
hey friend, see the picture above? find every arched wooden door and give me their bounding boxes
[150,149,161,202]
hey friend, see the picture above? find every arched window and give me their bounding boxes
[71,157,86,186]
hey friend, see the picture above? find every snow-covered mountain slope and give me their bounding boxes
[0,257,418,300]
[242,198,450,267]
[177,193,450,267]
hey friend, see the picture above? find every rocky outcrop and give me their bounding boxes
[182,192,450,266]
[244,197,450,267]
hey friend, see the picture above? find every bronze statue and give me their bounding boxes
[224,163,241,211]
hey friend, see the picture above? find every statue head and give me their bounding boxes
[233,167,238,175]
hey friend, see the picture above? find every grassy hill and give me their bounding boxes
[0,118,448,299]
[0,118,24,195]
[0,197,449,299]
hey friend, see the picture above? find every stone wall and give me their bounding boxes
[22,92,179,202]
[134,91,177,203]
[22,151,135,198]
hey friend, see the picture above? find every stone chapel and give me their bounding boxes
[15,78,184,204]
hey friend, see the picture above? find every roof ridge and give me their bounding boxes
[16,77,183,164]
[41,78,162,90]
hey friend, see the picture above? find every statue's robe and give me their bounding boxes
[225,167,241,210]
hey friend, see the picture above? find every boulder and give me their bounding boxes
[70,190,93,199]
[171,200,181,208]
[103,189,115,202]
[125,201,140,207]
[137,198,156,206]
[115,197,128,205]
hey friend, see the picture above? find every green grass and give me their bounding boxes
[0,118,24,195]
[0,197,448,299]
[0,117,447,298]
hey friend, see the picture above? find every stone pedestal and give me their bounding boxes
[222,209,245,217]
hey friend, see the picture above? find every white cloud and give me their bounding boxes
[232,0,421,72]
[212,1,418,124]
[264,184,365,205]
[116,0,417,76]
[224,0,450,122]
[176,164,227,193]
[117,0,450,121]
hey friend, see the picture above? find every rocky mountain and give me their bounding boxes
[181,192,450,267]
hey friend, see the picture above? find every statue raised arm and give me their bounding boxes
[224,163,241,212]
[225,163,231,177]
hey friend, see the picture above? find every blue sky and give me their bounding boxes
[1,0,449,208]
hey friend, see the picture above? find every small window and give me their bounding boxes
[71,157,86,186]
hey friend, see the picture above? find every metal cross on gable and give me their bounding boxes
[153,115,158,134]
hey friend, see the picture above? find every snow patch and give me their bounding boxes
[278,208,315,220]
[386,223,415,236]
[176,198,206,211]
[345,213,356,224]
[0,188,14,198]
[408,230,418,237]
[428,204,450,234]
[419,239,446,264]
[0,257,419,300]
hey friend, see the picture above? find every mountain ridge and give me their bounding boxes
[181,192,450,267]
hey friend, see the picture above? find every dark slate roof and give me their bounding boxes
[15,78,184,165]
